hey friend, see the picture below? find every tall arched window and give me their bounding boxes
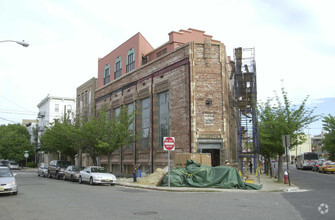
[114,56,122,79]
[126,48,135,73]
[104,64,110,85]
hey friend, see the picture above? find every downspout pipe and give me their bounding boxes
[188,61,192,153]
[151,75,154,173]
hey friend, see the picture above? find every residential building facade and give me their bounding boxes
[95,28,236,175]
[37,95,76,165]
[76,77,97,119]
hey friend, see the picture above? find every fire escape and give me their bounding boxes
[233,47,259,173]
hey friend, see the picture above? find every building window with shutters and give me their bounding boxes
[126,48,135,73]
[104,64,110,85]
[114,56,122,79]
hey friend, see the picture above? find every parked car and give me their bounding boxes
[48,160,72,179]
[63,165,84,182]
[79,166,116,185]
[38,164,48,177]
[312,161,324,172]
[319,161,335,173]
[0,160,9,167]
[8,161,20,170]
[0,166,18,195]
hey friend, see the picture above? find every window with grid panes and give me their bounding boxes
[140,98,150,148]
[158,91,169,147]
[104,64,110,85]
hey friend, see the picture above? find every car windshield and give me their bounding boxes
[0,168,13,177]
[10,162,18,165]
[326,162,335,165]
[58,161,71,167]
[72,166,81,171]
[91,167,108,173]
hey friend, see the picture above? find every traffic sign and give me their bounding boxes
[163,137,175,151]
[24,153,29,158]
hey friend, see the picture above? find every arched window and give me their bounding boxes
[126,48,135,73]
[114,56,122,79]
[104,64,110,85]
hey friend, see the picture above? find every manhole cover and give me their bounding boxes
[134,211,158,216]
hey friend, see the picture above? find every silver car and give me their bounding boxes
[8,161,20,170]
[38,164,48,177]
[63,165,84,182]
[0,166,18,195]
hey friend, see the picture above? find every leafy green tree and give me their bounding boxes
[322,114,335,160]
[76,109,109,166]
[97,106,136,171]
[40,113,77,163]
[258,87,318,181]
[0,124,34,162]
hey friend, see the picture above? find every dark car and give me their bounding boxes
[0,160,9,167]
[312,160,324,172]
[63,165,84,182]
[48,160,72,179]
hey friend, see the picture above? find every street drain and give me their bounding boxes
[134,211,158,216]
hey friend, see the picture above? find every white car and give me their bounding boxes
[8,161,20,170]
[78,166,116,185]
[0,166,18,195]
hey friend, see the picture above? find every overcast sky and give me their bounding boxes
[1,0,334,135]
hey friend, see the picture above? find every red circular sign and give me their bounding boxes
[164,137,175,150]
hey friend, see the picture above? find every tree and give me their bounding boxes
[258,87,318,181]
[96,106,136,171]
[0,124,34,163]
[322,114,335,161]
[76,109,109,166]
[40,113,77,163]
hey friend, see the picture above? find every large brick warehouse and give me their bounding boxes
[78,29,237,175]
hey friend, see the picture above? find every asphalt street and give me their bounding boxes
[0,170,304,220]
[282,165,335,220]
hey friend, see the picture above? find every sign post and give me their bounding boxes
[163,137,175,187]
[24,151,29,168]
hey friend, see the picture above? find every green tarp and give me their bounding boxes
[161,160,262,190]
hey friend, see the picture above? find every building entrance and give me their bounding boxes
[202,149,220,167]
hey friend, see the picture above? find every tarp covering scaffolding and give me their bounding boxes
[233,47,259,173]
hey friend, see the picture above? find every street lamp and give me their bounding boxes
[0,40,29,47]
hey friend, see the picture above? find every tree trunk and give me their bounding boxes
[269,158,273,177]
[107,153,111,172]
[277,154,283,182]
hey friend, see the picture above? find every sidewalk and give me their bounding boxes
[116,174,301,192]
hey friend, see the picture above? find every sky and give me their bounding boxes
[1,0,334,135]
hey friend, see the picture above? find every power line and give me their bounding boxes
[0,117,17,123]
[0,110,37,116]
[0,96,37,113]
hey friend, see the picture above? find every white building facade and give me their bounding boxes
[37,95,76,130]
[37,95,76,166]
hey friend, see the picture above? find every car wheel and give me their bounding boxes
[56,172,59,180]
[63,175,66,181]
[38,172,40,177]
[89,177,94,185]
[48,172,51,178]
[79,176,83,184]
[71,175,74,182]
[13,191,18,195]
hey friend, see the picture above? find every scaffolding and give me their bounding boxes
[233,47,259,173]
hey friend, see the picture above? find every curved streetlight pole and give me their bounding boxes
[0,40,29,47]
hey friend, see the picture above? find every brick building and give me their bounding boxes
[94,28,237,175]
